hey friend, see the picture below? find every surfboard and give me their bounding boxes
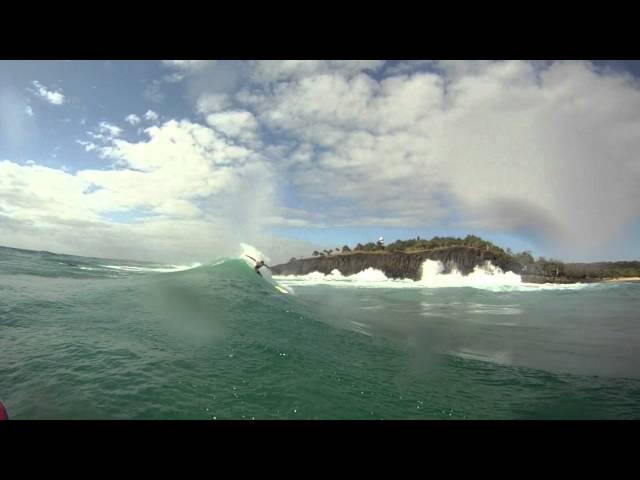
[274,285,289,294]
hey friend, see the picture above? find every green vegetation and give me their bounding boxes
[312,235,513,257]
[353,242,383,252]
[562,261,640,280]
[386,234,509,255]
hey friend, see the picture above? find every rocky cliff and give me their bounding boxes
[271,246,523,281]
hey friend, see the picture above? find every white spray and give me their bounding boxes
[274,259,592,292]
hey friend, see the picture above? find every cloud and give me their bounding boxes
[205,110,258,143]
[178,61,386,123]
[76,140,97,152]
[125,114,141,125]
[251,60,385,83]
[0,160,98,224]
[98,121,123,137]
[0,118,291,262]
[162,60,215,71]
[162,60,216,88]
[164,72,186,83]
[25,105,33,116]
[144,110,159,122]
[382,60,435,76]
[196,93,230,114]
[228,60,640,257]
[30,80,65,105]
[143,80,164,104]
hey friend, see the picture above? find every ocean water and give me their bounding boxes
[1,244,639,419]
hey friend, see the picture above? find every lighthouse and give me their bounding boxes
[377,236,384,249]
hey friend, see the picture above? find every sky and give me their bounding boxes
[1,60,640,264]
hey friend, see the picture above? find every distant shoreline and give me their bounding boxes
[277,249,640,284]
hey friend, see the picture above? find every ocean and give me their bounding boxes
[1,244,639,419]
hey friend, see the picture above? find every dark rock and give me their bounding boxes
[271,246,524,281]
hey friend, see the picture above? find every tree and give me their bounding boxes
[312,251,320,257]
[354,243,364,251]
[360,242,373,251]
[289,257,296,262]
[515,251,534,266]
[342,245,351,253]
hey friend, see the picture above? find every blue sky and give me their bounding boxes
[1,60,640,263]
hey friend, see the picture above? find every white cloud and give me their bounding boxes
[25,105,33,116]
[251,60,385,83]
[232,61,640,257]
[185,61,385,122]
[30,81,65,105]
[162,60,215,71]
[144,110,159,122]
[0,118,291,262]
[205,110,258,143]
[196,93,230,114]
[255,71,444,137]
[125,114,141,125]
[75,120,270,234]
[98,121,123,137]
[0,160,98,224]
[164,72,185,83]
[76,140,97,152]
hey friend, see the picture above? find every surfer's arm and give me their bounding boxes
[245,255,257,262]
[265,264,271,269]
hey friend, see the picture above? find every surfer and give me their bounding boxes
[245,255,271,277]
[0,400,8,420]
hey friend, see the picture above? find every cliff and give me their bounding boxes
[271,246,523,281]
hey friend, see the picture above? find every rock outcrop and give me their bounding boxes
[271,247,523,281]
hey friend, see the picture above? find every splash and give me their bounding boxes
[419,260,522,288]
[239,243,271,267]
[274,267,414,288]
[275,259,594,292]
